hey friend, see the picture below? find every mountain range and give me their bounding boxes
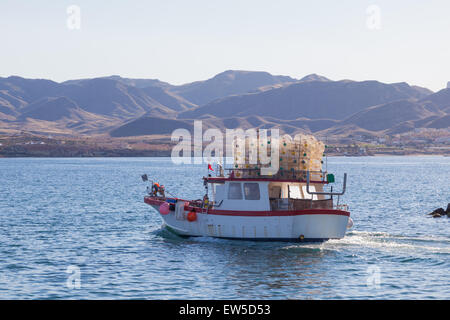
[0,70,448,139]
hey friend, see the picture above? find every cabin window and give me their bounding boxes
[244,183,260,200]
[288,185,302,199]
[228,183,243,200]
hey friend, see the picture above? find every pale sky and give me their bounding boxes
[1,0,449,91]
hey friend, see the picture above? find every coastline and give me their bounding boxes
[1,134,449,158]
[1,152,449,158]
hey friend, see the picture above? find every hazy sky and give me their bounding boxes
[1,0,449,91]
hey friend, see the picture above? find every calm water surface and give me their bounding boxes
[0,156,449,299]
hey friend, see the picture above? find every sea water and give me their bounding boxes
[0,156,448,299]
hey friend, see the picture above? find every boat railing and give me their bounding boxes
[335,203,349,211]
[269,198,348,211]
[270,198,334,211]
[305,171,347,211]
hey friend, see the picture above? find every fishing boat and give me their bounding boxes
[143,134,352,242]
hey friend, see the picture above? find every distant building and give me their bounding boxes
[447,81,450,89]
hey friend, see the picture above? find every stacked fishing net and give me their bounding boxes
[232,133,325,179]
[278,134,325,180]
[232,134,259,178]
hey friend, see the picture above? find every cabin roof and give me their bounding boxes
[204,176,328,184]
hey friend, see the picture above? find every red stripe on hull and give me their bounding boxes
[144,197,350,217]
[206,208,349,217]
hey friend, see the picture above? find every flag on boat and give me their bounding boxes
[208,164,214,171]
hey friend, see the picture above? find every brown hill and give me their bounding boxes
[173,70,297,106]
[139,86,197,111]
[0,76,61,105]
[179,80,427,121]
[63,75,172,89]
[421,114,450,129]
[58,78,175,119]
[340,99,440,132]
[19,97,99,122]
[420,88,450,110]
[1,72,445,139]
[110,116,194,137]
[0,76,193,121]
[299,74,331,82]
[109,113,336,137]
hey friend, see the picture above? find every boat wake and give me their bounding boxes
[155,225,450,257]
[283,230,450,255]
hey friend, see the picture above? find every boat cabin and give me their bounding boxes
[206,177,333,211]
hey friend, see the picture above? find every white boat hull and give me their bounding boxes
[149,203,349,241]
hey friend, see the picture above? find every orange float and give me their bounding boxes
[187,211,197,222]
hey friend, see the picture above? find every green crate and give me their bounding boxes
[327,173,335,183]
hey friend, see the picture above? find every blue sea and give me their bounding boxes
[0,156,448,299]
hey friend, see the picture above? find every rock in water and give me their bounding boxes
[429,207,445,217]
[446,203,450,214]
